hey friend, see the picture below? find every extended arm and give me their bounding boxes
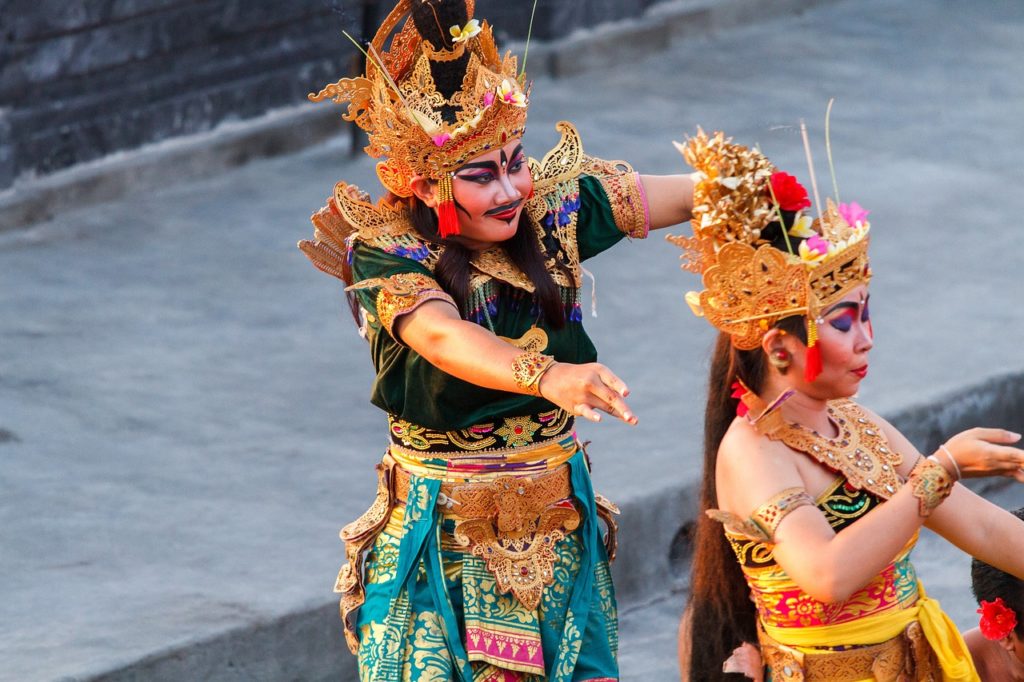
[395,299,637,425]
[872,413,1024,579]
[639,173,698,230]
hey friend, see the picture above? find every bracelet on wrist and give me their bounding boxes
[909,456,956,517]
[937,444,962,481]
[512,351,556,397]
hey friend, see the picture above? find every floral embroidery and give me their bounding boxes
[495,416,542,447]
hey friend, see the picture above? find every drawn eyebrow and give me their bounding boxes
[456,161,498,173]
[823,301,858,316]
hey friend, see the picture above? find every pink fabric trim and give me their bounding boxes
[634,172,651,239]
[466,626,545,674]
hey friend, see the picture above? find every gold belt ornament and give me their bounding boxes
[759,621,939,682]
[394,464,579,610]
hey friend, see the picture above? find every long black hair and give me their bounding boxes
[686,209,811,680]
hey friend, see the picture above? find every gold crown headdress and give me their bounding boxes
[668,129,872,381]
[309,0,529,237]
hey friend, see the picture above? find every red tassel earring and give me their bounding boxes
[804,316,823,382]
[436,172,459,238]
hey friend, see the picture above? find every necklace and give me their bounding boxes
[746,394,904,500]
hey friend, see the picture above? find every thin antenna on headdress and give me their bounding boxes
[520,0,540,79]
[341,30,436,135]
[799,119,824,223]
[424,2,450,48]
[825,98,841,204]
[341,31,407,107]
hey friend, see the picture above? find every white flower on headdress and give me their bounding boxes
[787,214,816,239]
[496,80,527,108]
[496,80,527,107]
[450,19,481,43]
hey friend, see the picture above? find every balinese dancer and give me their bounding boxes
[670,130,1024,680]
[299,1,695,680]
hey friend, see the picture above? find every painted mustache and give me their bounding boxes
[484,200,523,217]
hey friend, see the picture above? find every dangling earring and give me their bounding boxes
[804,316,823,382]
[436,172,459,238]
[769,349,791,371]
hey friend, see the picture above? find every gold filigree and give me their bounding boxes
[669,130,873,349]
[335,459,395,654]
[511,351,556,397]
[351,272,455,338]
[760,399,904,500]
[697,242,809,350]
[908,457,955,517]
[498,326,549,352]
[455,494,580,610]
[598,171,649,239]
[309,5,528,191]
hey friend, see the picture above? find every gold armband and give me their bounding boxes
[908,456,955,517]
[512,351,556,397]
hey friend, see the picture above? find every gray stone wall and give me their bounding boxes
[0,0,658,192]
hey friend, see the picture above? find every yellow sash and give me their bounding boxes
[763,584,978,681]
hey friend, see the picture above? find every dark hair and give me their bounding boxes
[686,315,806,680]
[971,507,1024,637]
[408,196,567,328]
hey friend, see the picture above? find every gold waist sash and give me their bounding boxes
[760,584,978,681]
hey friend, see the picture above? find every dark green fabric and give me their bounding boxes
[349,174,630,431]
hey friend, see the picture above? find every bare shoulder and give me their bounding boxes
[717,417,805,516]
[962,628,998,681]
[852,401,922,476]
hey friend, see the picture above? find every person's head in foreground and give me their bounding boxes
[967,506,1024,680]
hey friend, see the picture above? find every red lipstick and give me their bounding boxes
[852,365,868,379]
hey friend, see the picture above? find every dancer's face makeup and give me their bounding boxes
[806,285,874,397]
[447,138,532,249]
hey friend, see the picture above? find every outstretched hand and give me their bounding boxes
[538,362,637,425]
[943,428,1024,483]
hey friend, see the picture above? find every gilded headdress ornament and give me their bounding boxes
[668,129,872,380]
[309,0,529,224]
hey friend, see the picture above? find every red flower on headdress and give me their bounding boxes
[978,598,1018,640]
[731,381,750,417]
[769,172,811,212]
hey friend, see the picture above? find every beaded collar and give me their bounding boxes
[744,394,904,500]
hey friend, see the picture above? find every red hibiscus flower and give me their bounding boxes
[769,172,811,212]
[731,381,749,417]
[978,598,1018,640]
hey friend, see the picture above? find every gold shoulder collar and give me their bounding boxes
[298,181,441,284]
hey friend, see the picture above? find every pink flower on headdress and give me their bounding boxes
[769,172,811,212]
[978,598,1018,640]
[838,201,870,227]
[799,234,830,263]
[432,133,451,147]
[482,91,496,108]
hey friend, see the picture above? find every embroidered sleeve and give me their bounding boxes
[597,171,650,239]
[372,273,457,342]
[706,487,814,543]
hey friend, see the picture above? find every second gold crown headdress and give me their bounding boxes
[309,0,529,238]
[668,129,872,381]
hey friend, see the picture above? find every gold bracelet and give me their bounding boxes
[511,351,556,397]
[908,456,955,517]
